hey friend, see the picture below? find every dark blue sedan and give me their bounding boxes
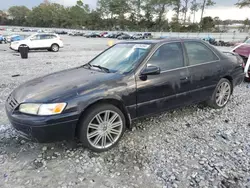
[6,38,245,152]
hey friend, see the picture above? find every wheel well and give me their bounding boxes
[51,43,59,47]
[223,76,233,93]
[77,99,132,131]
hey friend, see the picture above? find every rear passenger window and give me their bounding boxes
[184,41,219,65]
[50,35,57,39]
[147,42,184,71]
[39,34,56,40]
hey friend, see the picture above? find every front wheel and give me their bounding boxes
[207,78,232,109]
[78,104,126,152]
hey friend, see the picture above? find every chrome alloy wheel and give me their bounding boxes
[87,110,123,149]
[215,82,231,107]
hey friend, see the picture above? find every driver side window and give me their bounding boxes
[147,42,184,71]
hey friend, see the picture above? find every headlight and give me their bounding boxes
[19,103,67,115]
[19,103,40,115]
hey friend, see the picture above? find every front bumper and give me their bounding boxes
[9,45,18,51]
[5,102,79,143]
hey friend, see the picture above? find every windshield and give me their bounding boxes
[89,43,152,73]
[246,39,250,44]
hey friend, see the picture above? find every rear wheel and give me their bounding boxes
[51,44,59,52]
[207,78,232,109]
[78,104,126,152]
[244,76,250,82]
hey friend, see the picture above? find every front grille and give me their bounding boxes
[7,94,19,110]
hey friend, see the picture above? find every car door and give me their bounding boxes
[135,42,192,117]
[39,34,52,48]
[183,41,222,103]
[29,34,42,49]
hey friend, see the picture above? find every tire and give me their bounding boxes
[78,103,126,152]
[51,44,59,52]
[244,77,250,82]
[207,78,232,109]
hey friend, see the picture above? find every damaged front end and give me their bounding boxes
[231,43,250,81]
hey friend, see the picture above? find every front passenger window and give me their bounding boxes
[147,42,184,71]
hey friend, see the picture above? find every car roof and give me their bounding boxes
[118,38,203,44]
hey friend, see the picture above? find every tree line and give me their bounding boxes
[0,0,249,32]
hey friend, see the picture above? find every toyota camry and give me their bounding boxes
[6,38,244,152]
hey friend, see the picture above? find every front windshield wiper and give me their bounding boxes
[82,62,92,69]
[92,65,110,73]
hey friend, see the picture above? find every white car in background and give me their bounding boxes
[10,33,63,52]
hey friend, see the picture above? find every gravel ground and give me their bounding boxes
[0,36,250,188]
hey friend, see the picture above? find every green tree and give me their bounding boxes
[190,0,199,23]
[182,0,190,24]
[8,6,30,25]
[200,16,214,31]
[172,0,182,23]
[200,0,215,24]
[27,3,72,28]
[236,0,250,8]
[0,10,8,25]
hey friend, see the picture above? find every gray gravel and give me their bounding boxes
[0,36,250,188]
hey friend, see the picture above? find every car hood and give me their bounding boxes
[233,43,250,58]
[11,39,26,43]
[12,67,122,103]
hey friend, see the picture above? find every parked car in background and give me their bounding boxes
[85,32,101,38]
[232,38,250,81]
[21,28,32,32]
[55,31,68,35]
[104,33,117,38]
[69,32,84,36]
[143,33,153,39]
[0,35,6,44]
[103,33,110,38]
[117,33,131,40]
[234,38,250,47]
[6,38,244,152]
[6,35,24,43]
[131,33,144,40]
[100,32,108,37]
[116,32,124,38]
[10,33,63,52]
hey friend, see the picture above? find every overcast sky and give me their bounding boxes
[1,0,250,21]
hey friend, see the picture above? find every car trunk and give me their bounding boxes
[223,51,250,79]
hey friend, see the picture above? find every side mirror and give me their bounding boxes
[141,65,160,76]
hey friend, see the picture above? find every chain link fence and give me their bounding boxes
[1,25,249,42]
